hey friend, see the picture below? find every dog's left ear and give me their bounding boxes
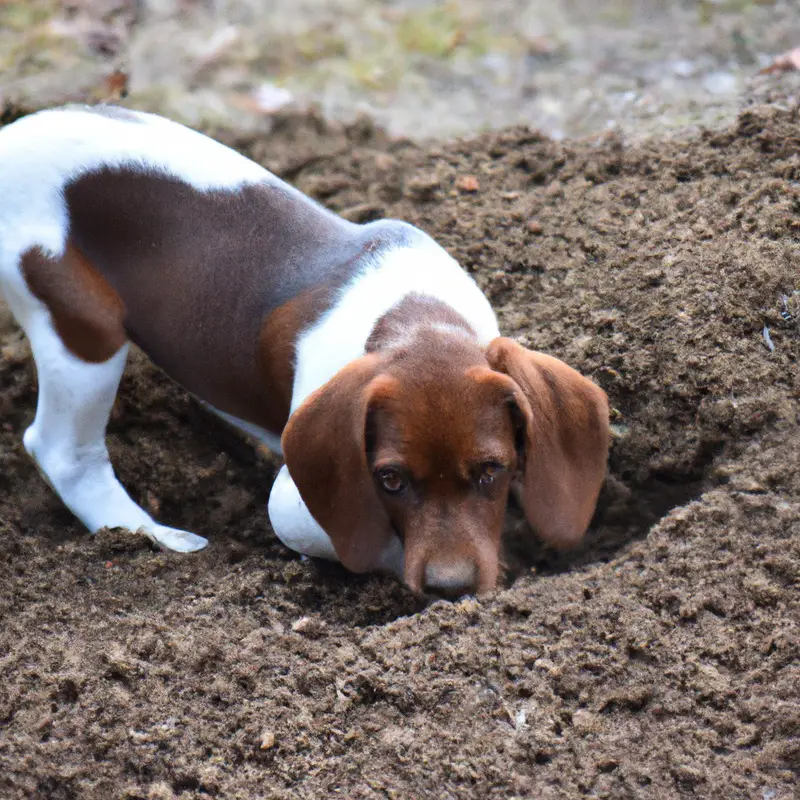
[281,355,396,574]
[485,337,610,549]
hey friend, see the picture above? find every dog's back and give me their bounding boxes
[0,105,271,333]
[0,105,268,234]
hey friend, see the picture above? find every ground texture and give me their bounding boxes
[0,103,798,799]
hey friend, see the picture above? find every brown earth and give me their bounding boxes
[0,105,799,799]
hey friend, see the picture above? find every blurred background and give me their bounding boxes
[2,0,800,140]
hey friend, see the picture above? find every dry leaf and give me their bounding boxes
[89,69,129,103]
[105,69,129,98]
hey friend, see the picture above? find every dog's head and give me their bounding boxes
[281,333,609,596]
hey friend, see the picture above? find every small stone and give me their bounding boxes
[406,174,440,200]
[260,730,276,750]
[291,616,325,637]
[455,175,480,192]
[341,202,384,223]
[528,220,543,235]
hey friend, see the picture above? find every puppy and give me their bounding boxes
[0,105,609,596]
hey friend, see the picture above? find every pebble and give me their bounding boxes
[291,616,326,637]
[260,730,276,749]
[455,175,480,192]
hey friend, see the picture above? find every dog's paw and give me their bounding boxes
[142,525,209,553]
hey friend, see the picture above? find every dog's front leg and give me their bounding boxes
[267,464,405,577]
[267,464,339,561]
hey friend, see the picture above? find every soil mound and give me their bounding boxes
[0,106,798,798]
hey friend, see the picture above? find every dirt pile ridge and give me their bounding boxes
[0,105,798,799]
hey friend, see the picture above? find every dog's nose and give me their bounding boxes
[423,560,478,597]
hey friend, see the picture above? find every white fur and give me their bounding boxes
[0,274,206,552]
[267,466,404,577]
[268,465,338,560]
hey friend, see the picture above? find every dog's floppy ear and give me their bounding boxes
[486,337,610,548]
[281,355,395,573]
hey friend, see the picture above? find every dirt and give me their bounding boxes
[1,104,799,798]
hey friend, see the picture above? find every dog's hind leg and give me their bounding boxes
[1,243,207,552]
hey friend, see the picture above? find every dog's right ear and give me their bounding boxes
[281,355,396,574]
[485,337,610,549]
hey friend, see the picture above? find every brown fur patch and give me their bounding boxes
[281,354,397,574]
[365,293,475,352]
[257,285,335,433]
[21,243,126,363]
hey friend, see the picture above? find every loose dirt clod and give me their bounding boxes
[0,105,798,799]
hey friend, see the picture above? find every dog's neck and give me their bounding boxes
[284,238,501,416]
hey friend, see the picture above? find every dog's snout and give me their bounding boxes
[423,559,478,597]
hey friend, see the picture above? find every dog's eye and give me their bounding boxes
[377,467,407,494]
[477,462,503,488]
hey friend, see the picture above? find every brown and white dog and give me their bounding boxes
[0,106,609,596]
